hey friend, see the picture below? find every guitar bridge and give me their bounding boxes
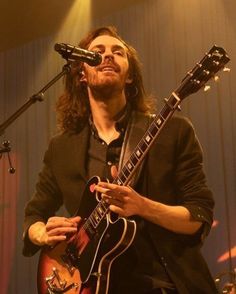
[45,267,79,293]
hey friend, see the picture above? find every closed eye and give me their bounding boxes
[93,49,103,54]
[113,50,124,56]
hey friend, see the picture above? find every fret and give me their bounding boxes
[89,214,98,228]
[127,160,134,171]
[96,206,103,216]
[85,216,96,230]
[134,147,143,158]
[100,199,109,211]
[156,116,164,127]
[116,177,123,186]
[122,165,131,178]
[138,140,148,153]
[130,154,138,165]
[161,106,172,119]
[85,222,96,238]
[149,124,159,137]
[93,212,101,228]
[94,209,102,220]
[164,92,181,110]
[118,172,127,184]
[97,203,106,216]
[114,169,129,186]
[144,133,153,144]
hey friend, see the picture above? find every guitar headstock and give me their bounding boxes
[177,45,230,100]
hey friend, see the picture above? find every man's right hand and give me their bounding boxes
[28,216,81,247]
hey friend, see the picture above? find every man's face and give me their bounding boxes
[81,35,132,93]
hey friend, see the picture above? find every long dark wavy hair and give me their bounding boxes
[56,26,153,132]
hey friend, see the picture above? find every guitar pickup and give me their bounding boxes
[61,254,77,276]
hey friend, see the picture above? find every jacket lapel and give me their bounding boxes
[71,124,90,182]
[118,111,152,187]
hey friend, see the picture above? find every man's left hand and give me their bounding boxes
[94,181,144,217]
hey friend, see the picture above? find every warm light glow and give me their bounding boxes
[218,246,236,262]
[204,85,211,92]
[55,0,92,45]
[223,67,231,72]
[34,0,93,100]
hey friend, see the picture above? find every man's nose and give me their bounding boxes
[103,50,114,61]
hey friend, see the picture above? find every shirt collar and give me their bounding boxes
[89,103,131,139]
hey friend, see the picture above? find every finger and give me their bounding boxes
[97,181,118,189]
[48,216,74,222]
[47,226,78,235]
[100,189,126,202]
[94,185,109,195]
[47,235,67,246]
[46,226,77,236]
[69,216,81,225]
[109,205,126,216]
[46,219,78,231]
[97,182,129,195]
[103,194,124,205]
[111,198,124,208]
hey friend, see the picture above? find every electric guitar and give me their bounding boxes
[37,45,230,294]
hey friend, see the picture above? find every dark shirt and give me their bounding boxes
[87,119,124,181]
[87,104,129,181]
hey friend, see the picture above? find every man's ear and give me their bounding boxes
[80,70,87,82]
[126,69,133,84]
[126,75,133,85]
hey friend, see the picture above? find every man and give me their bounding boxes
[23,26,217,294]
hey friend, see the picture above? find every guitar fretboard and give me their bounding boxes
[114,92,181,186]
[83,199,109,236]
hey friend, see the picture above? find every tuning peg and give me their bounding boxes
[214,75,220,82]
[213,60,220,66]
[203,70,210,76]
[223,67,230,72]
[204,85,211,92]
[193,79,200,85]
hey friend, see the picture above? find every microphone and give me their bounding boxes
[54,43,102,66]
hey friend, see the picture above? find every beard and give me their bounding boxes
[87,74,127,100]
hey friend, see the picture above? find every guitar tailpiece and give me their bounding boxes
[46,280,79,293]
[45,267,80,293]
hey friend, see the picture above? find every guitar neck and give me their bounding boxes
[113,91,181,186]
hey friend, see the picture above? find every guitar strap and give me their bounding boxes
[118,111,154,188]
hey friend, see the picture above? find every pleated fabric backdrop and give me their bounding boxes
[0,0,235,293]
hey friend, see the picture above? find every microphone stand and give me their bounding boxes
[215,268,236,293]
[0,63,71,173]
